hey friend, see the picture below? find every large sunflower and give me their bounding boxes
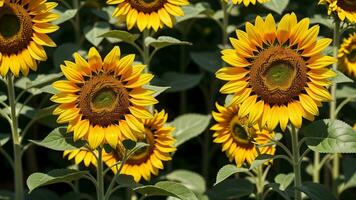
[106,0,189,32]
[211,103,276,167]
[216,13,336,131]
[0,0,59,76]
[51,46,158,149]
[228,0,270,6]
[339,33,356,78]
[103,110,176,182]
[318,0,356,22]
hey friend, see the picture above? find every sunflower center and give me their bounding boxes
[91,88,117,111]
[347,48,356,63]
[263,62,296,90]
[127,128,155,164]
[337,0,356,12]
[128,0,166,13]
[230,116,254,145]
[0,3,33,55]
[250,46,307,105]
[79,75,130,127]
[0,14,20,38]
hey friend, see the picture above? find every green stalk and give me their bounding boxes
[313,152,320,183]
[97,148,105,200]
[142,29,150,72]
[291,126,302,200]
[255,166,265,200]
[331,17,340,195]
[7,74,24,200]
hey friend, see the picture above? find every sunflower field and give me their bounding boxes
[0,0,356,199]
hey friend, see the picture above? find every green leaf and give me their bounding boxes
[310,15,333,29]
[143,85,170,97]
[27,169,88,192]
[331,70,353,84]
[249,154,274,170]
[100,30,140,43]
[53,43,79,69]
[297,182,337,200]
[262,0,289,15]
[215,164,249,186]
[0,134,10,146]
[161,72,203,92]
[176,3,208,23]
[84,22,110,46]
[30,127,85,151]
[303,119,356,153]
[208,179,254,199]
[190,51,221,73]
[134,181,198,200]
[53,9,78,25]
[15,73,63,95]
[170,114,211,146]
[115,174,142,189]
[166,170,206,194]
[336,85,356,99]
[145,36,191,50]
[274,173,294,191]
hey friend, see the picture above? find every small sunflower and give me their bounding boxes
[0,0,59,76]
[318,0,356,22]
[106,0,189,32]
[228,0,270,6]
[216,13,336,131]
[211,103,276,167]
[64,149,98,167]
[103,110,176,182]
[339,33,356,77]
[51,46,158,150]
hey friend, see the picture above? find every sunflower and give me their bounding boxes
[64,149,98,167]
[0,0,59,76]
[106,0,189,32]
[51,46,158,150]
[103,110,176,182]
[227,0,270,6]
[211,103,276,167]
[216,13,336,131]
[339,33,356,78]
[318,0,356,22]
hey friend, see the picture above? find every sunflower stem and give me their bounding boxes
[255,166,265,200]
[97,148,105,200]
[330,17,340,195]
[142,29,150,72]
[221,0,229,47]
[290,125,302,200]
[73,0,81,46]
[6,74,24,200]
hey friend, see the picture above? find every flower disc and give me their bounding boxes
[0,0,59,76]
[319,0,356,22]
[51,46,158,149]
[107,0,189,31]
[211,103,276,167]
[216,13,336,131]
[339,33,356,77]
[103,110,176,182]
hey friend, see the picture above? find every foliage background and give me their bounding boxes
[0,0,356,199]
